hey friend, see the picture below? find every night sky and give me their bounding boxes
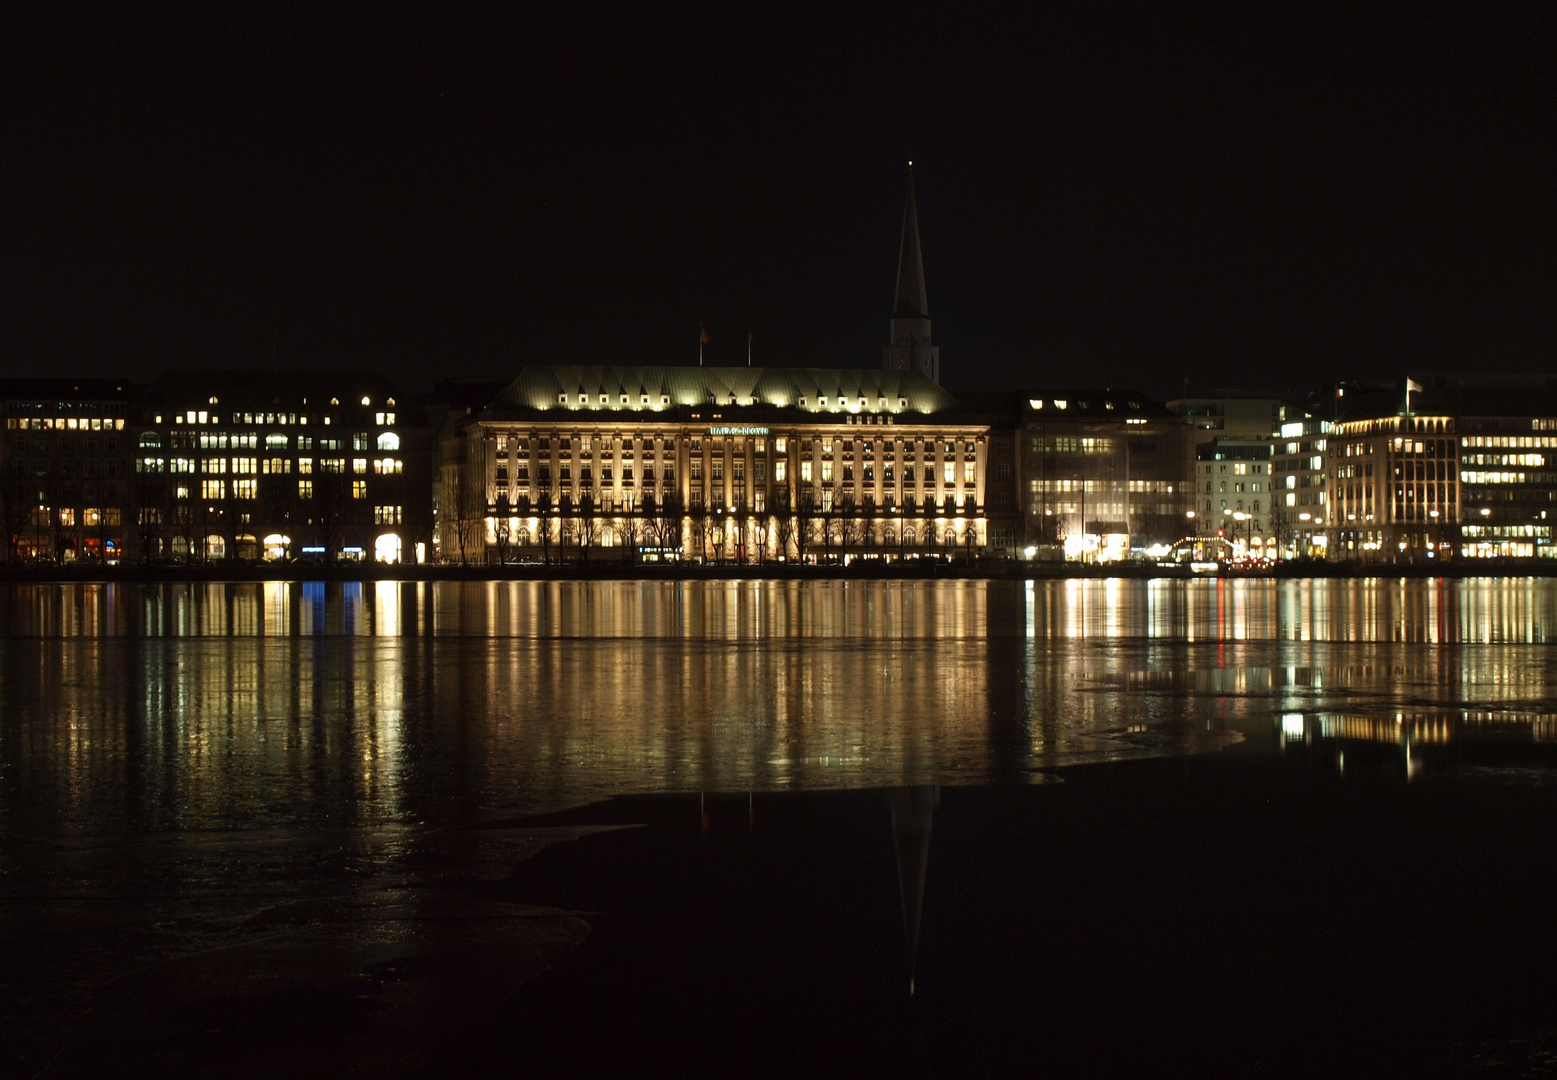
[2,4,1553,399]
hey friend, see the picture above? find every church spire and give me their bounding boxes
[894,165,929,318]
[883,163,940,383]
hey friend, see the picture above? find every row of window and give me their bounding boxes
[170,480,376,500]
[495,433,978,457]
[5,418,125,431]
[11,459,118,477]
[138,456,403,475]
[138,431,400,452]
[24,508,125,527]
[162,408,393,427]
[11,436,120,455]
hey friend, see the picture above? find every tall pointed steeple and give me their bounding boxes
[883,163,940,383]
[894,169,929,318]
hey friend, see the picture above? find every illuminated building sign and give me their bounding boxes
[708,425,769,436]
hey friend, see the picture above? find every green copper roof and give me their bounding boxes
[490,365,959,416]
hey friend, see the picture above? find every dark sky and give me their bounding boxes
[2,3,1553,399]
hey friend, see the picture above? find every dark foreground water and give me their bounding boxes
[4,579,1557,1077]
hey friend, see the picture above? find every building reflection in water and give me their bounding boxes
[4,578,1557,839]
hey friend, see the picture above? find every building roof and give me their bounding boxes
[1023,389,1179,420]
[0,378,136,402]
[487,365,960,417]
[140,370,406,408]
[1338,381,1557,423]
[1197,438,1273,461]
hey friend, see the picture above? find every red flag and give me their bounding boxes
[700,324,709,344]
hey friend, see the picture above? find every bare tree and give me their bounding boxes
[794,487,818,563]
[771,488,795,561]
[847,511,870,557]
[754,513,772,563]
[446,469,480,566]
[492,493,512,564]
[653,492,684,556]
[577,492,601,563]
[619,513,643,564]
[691,501,709,563]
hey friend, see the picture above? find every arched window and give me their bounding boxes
[139,432,161,448]
[377,432,400,451]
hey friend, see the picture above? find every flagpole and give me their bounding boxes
[747,325,752,367]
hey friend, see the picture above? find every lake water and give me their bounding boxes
[3,577,1556,830]
[5,577,1557,1076]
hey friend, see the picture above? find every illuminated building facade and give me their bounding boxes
[127,372,431,563]
[1327,386,1458,561]
[438,365,1015,563]
[1017,392,1194,559]
[1452,385,1557,558]
[1193,439,1274,556]
[0,379,134,561]
[1270,415,1331,557]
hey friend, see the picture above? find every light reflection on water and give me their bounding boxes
[4,578,1557,833]
[6,578,1557,1074]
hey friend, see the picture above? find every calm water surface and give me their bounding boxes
[4,577,1557,829]
[5,577,1557,1076]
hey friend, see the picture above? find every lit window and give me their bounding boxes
[298,480,313,499]
[352,480,367,499]
[353,458,368,474]
[377,431,400,451]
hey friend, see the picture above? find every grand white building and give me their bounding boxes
[437,365,1015,563]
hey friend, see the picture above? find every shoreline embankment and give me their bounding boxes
[1,558,1554,584]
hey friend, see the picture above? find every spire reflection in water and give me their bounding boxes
[887,785,938,995]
